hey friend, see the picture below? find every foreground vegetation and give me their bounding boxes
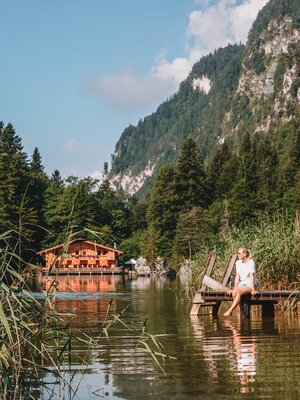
[0,228,173,399]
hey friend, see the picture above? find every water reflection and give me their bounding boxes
[191,316,257,393]
[36,274,125,293]
[224,320,256,393]
[29,276,300,400]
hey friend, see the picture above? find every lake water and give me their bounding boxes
[32,275,300,400]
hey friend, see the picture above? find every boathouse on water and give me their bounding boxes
[38,239,124,275]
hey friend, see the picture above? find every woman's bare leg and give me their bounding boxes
[223,286,252,316]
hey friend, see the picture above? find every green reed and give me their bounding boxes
[0,223,172,399]
[0,226,80,399]
[222,211,300,289]
[187,211,300,294]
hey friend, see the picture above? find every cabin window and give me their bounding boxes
[97,251,101,256]
[75,251,79,255]
[103,250,107,255]
[83,251,86,255]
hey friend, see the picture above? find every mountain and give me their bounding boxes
[110,0,300,197]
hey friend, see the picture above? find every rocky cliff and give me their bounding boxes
[110,0,300,197]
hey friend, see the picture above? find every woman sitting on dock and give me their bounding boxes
[223,247,257,317]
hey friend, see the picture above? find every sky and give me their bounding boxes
[0,0,268,180]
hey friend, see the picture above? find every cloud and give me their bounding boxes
[85,71,176,113]
[186,0,268,61]
[63,138,79,153]
[230,0,268,42]
[85,0,268,112]
[89,169,103,181]
[187,5,233,60]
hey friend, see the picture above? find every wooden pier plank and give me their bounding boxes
[198,290,300,302]
[220,252,237,287]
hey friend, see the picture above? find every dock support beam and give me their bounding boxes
[241,302,251,318]
[212,301,222,316]
[240,294,252,318]
[262,301,276,317]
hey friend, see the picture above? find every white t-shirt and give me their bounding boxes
[236,259,256,287]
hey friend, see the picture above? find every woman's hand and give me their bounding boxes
[226,289,233,296]
[251,289,257,295]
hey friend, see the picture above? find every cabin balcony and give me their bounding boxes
[43,254,117,270]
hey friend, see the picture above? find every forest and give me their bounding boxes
[1,119,299,285]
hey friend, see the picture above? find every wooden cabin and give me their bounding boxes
[38,240,123,275]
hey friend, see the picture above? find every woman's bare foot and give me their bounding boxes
[223,310,232,317]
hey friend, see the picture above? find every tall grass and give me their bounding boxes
[189,211,300,293]
[0,227,79,399]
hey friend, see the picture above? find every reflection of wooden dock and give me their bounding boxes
[190,251,300,317]
[41,267,124,276]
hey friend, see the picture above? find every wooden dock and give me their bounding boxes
[190,251,300,317]
[41,267,124,276]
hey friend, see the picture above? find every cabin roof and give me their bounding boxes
[37,239,123,255]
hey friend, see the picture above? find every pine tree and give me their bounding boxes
[175,138,209,212]
[0,123,46,263]
[44,176,102,246]
[215,154,240,199]
[30,147,44,172]
[146,164,179,259]
[174,206,213,259]
[27,148,49,250]
[111,209,129,243]
[286,126,300,186]
[0,123,29,227]
[42,170,65,246]
[128,198,148,232]
[95,179,124,227]
[208,141,233,201]
[103,161,109,179]
[256,137,280,212]
[228,134,262,224]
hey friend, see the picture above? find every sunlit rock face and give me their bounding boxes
[192,76,212,94]
[110,161,156,196]
[235,16,300,131]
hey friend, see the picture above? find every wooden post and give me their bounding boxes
[190,294,204,316]
[212,302,221,317]
[200,251,217,292]
[262,302,275,317]
[240,293,251,318]
[190,303,202,316]
[241,302,251,318]
[190,251,217,316]
[212,252,237,316]
[221,252,237,286]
